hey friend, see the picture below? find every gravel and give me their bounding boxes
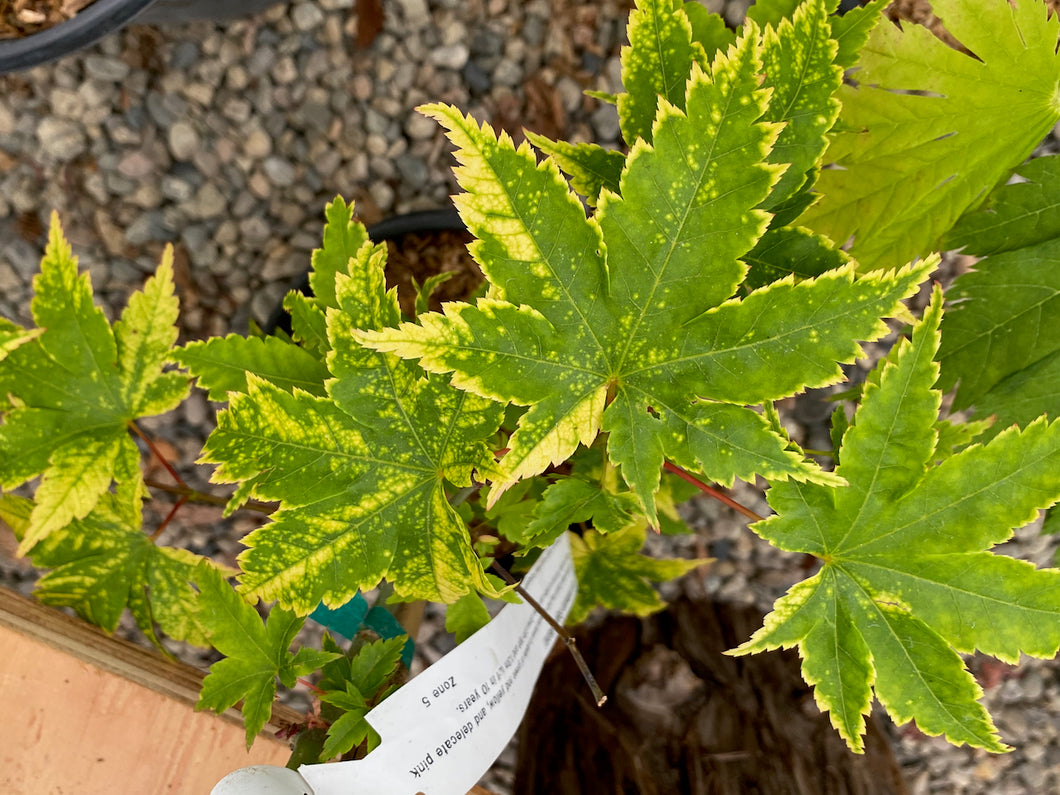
[2,1,1059,793]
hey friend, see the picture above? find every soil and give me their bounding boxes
[383,226,482,319]
[515,592,908,795]
[0,0,95,39]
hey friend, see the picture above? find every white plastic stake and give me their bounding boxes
[212,534,577,795]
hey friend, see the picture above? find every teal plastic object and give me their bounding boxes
[309,594,415,668]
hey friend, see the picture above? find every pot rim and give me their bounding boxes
[263,207,466,335]
[0,0,158,75]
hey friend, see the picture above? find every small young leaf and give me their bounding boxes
[318,684,371,760]
[523,132,624,206]
[733,288,1060,753]
[195,563,340,747]
[445,592,492,642]
[521,477,641,547]
[316,635,406,760]
[567,526,706,624]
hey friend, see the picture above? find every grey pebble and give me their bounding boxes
[243,126,273,159]
[36,118,87,161]
[83,54,131,82]
[0,102,14,136]
[290,2,325,31]
[49,87,86,119]
[170,41,200,70]
[125,211,169,245]
[262,156,297,187]
[117,151,158,179]
[161,175,196,202]
[590,103,621,142]
[463,62,492,94]
[430,44,470,71]
[492,58,523,87]
[395,0,430,29]
[167,120,200,161]
[186,182,228,219]
[239,215,272,244]
[405,112,438,141]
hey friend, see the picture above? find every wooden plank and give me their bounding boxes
[0,590,502,795]
[0,589,293,793]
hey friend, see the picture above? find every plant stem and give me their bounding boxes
[150,495,188,540]
[143,477,276,515]
[662,461,764,522]
[449,484,478,507]
[490,559,607,707]
[128,421,187,490]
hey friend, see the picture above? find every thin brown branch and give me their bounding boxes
[490,559,607,707]
[143,477,276,515]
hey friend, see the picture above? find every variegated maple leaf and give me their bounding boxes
[734,289,1060,753]
[359,30,932,522]
[197,200,503,612]
[0,213,188,554]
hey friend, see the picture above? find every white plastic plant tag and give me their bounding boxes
[211,534,577,795]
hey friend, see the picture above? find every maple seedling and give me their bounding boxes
[2,0,1060,765]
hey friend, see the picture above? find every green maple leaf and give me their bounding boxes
[283,196,372,354]
[939,155,1060,429]
[0,213,188,554]
[801,0,1060,271]
[732,288,1060,753]
[1,493,214,648]
[745,0,886,71]
[445,591,493,643]
[617,0,703,147]
[519,476,642,547]
[201,199,503,612]
[195,563,339,748]
[534,0,847,212]
[359,31,932,522]
[174,334,330,400]
[316,634,405,760]
[754,0,844,209]
[567,525,705,624]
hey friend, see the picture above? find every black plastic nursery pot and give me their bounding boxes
[265,207,471,335]
[0,0,282,74]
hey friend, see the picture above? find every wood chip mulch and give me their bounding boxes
[1,0,96,40]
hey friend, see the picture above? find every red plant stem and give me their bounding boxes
[128,421,188,490]
[150,495,188,540]
[298,677,328,696]
[662,461,764,522]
